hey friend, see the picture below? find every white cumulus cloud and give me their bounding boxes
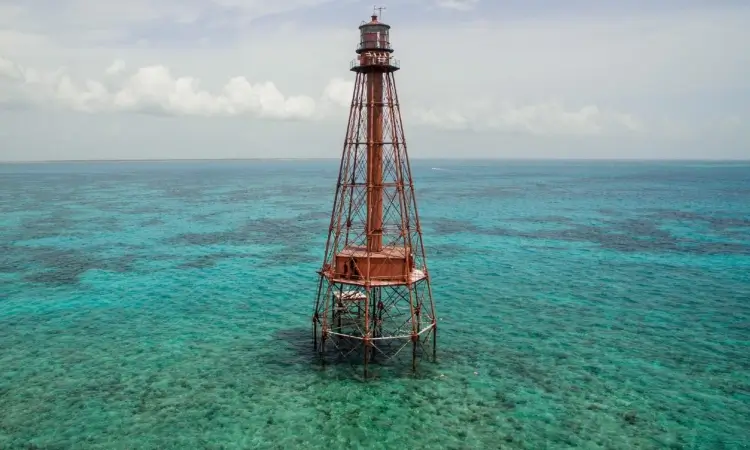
[413,101,645,136]
[1,56,318,119]
[0,56,23,79]
[321,77,354,108]
[105,59,125,75]
[0,55,657,137]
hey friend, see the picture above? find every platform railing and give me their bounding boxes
[350,56,400,70]
[357,42,393,52]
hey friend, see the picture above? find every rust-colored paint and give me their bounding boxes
[366,69,384,252]
[311,13,438,379]
[334,246,411,282]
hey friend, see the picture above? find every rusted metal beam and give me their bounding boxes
[311,12,438,379]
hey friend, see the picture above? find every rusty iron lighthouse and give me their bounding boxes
[312,10,438,378]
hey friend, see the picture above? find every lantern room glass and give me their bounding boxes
[358,24,391,51]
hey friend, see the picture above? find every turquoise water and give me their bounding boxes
[1,159,749,449]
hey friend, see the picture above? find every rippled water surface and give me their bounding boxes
[1,160,749,449]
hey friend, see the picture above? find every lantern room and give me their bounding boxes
[357,15,393,53]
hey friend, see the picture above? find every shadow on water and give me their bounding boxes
[270,327,443,381]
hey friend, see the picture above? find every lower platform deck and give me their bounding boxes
[325,268,426,287]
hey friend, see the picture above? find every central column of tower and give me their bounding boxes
[366,70,384,253]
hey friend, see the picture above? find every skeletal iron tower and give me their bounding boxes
[312,11,438,377]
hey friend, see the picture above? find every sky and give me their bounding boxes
[0,0,748,161]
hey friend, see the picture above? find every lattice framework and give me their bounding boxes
[312,49,438,377]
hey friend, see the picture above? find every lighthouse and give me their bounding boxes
[311,10,438,378]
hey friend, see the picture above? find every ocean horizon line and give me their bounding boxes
[2,157,749,164]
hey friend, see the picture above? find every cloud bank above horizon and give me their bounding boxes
[0,0,748,161]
